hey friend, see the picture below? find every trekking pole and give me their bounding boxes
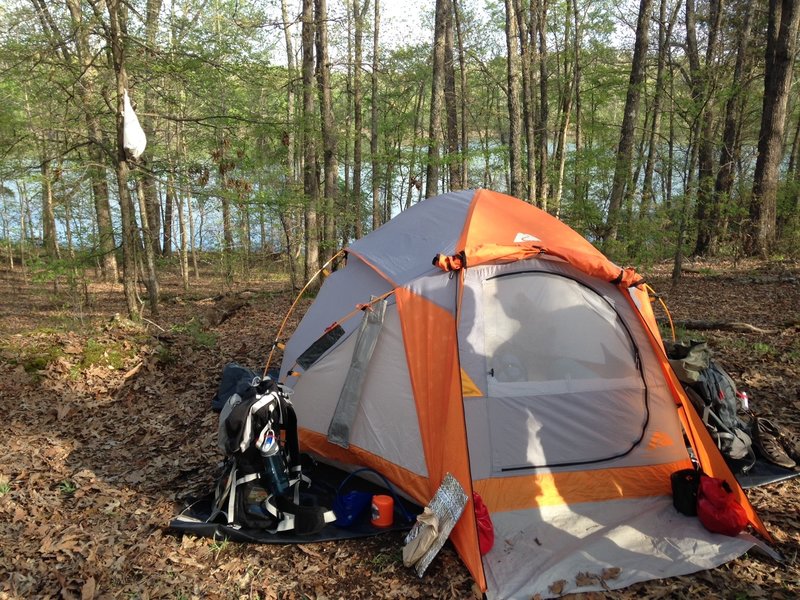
[263,249,346,378]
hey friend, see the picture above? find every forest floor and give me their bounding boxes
[0,256,798,599]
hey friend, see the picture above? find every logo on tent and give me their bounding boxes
[514,232,541,243]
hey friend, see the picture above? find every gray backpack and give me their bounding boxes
[666,341,755,473]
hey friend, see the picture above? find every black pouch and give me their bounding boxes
[671,468,700,516]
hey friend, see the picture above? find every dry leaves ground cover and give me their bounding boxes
[0,257,798,600]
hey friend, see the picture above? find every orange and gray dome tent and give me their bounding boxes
[278,189,770,599]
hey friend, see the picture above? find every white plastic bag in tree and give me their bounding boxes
[123,89,146,159]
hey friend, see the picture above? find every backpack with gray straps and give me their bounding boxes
[210,366,336,534]
[666,341,755,474]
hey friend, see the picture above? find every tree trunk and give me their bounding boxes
[163,178,173,256]
[178,124,200,279]
[788,111,800,175]
[672,130,700,283]
[18,180,30,271]
[61,168,75,259]
[426,0,448,198]
[406,80,426,210]
[444,1,461,191]
[136,178,160,315]
[65,0,119,282]
[106,0,141,319]
[302,0,320,281]
[640,0,679,221]
[515,0,536,204]
[3,193,14,270]
[605,0,654,243]
[504,0,523,199]
[370,0,382,226]
[40,159,60,260]
[551,1,574,217]
[536,0,549,209]
[281,0,300,281]
[342,0,353,244]
[748,0,800,255]
[714,0,754,246]
[454,0,469,187]
[690,0,723,257]
[219,146,235,284]
[281,0,297,188]
[171,165,189,291]
[316,0,338,257]
[571,0,583,210]
[138,0,163,256]
[353,0,368,235]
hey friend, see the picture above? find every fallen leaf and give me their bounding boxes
[297,544,322,559]
[549,580,566,595]
[575,572,599,586]
[123,362,143,380]
[81,576,96,600]
[56,403,72,421]
[602,567,621,580]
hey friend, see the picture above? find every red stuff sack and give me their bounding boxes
[473,492,494,555]
[696,475,748,536]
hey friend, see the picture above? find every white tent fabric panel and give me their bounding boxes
[404,268,459,315]
[347,189,474,285]
[290,305,428,478]
[483,272,639,384]
[280,256,392,381]
[463,389,690,480]
[345,307,428,477]
[458,258,668,397]
[487,375,644,397]
[291,333,359,434]
[482,497,758,599]
[487,388,647,470]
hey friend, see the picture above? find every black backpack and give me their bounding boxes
[210,367,335,534]
[666,341,755,474]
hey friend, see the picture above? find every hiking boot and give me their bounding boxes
[777,423,800,466]
[754,418,796,469]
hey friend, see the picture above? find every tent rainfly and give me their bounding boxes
[279,189,771,599]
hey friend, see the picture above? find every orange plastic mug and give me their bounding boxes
[370,494,394,527]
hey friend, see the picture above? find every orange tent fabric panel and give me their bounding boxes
[456,190,639,286]
[395,288,486,591]
[474,460,692,513]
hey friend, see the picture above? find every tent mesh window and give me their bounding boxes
[483,272,648,471]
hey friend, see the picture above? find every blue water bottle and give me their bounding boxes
[256,428,289,494]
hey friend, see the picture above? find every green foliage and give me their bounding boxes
[58,479,77,496]
[776,178,800,257]
[0,337,65,376]
[0,0,798,267]
[155,344,177,366]
[171,319,217,348]
[79,338,130,370]
[0,480,10,496]
[208,538,230,561]
[370,550,402,571]
[752,342,776,358]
